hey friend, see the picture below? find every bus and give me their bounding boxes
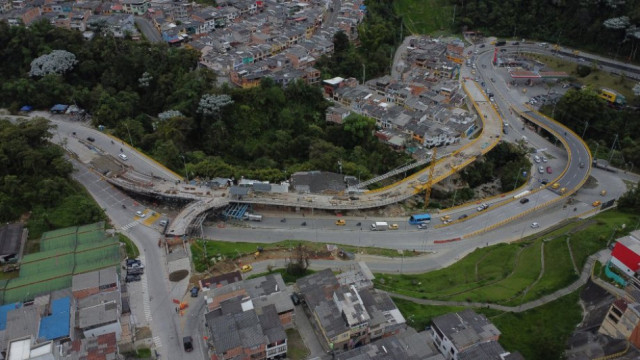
[409,214,431,224]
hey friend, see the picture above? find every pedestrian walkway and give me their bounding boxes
[384,250,611,313]
[121,219,141,231]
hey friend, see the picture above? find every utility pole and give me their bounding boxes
[581,120,589,139]
[451,5,456,25]
[362,63,366,85]
[608,134,619,163]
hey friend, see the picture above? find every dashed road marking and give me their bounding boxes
[153,336,162,349]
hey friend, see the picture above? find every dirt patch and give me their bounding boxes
[169,269,189,282]
[135,326,152,339]
[582,175,598,189]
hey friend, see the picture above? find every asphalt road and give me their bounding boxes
[135,17,163,43]
[473,47,592,194]
[69,158,207,359]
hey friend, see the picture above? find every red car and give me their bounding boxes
[546,166,553,174]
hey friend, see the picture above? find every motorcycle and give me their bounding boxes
[122,204,126,209]
[301,221,307,226]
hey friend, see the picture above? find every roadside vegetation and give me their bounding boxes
[0,118,105,238]
[190,238,420,273]
[447,0,640,64]
[119,233,140,259]
[375,210,637,305]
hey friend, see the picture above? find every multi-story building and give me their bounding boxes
[296,263,406,353]
[203,273,293,360]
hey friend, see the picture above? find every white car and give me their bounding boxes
[118,153,128,161]
[531,222,540,228]
[136,211,146,218]
[476,203,489,212]
[538,166,545,174]
[541,156,547,163]
[417,223,428,230]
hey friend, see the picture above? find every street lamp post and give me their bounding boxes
[124,122,134,147]
[181,155,189,183]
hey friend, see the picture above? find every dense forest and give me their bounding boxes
[316,0,403,81]
[0,118,105,233]
[450,0,640,62]
[541,89,640,169]
[0,20,410,183]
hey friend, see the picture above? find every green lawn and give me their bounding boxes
[487,290,583,360]
[526,53,637,99]
[286,328,309,360]
[518,236,577,303]
[377,210,639,305]
[393,0,455,35]
[393,297,466,331]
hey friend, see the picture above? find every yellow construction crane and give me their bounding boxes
[423,146,437,207]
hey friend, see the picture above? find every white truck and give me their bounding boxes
[370,222,389,231]
[243,213,263,222]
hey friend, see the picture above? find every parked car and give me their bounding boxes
[127,268,143,276]
[126,258,141,266]
[476,203,489,212]
[541,156,547,163]
[183,336,193,352]
[417,223,428,229]
[335,219,346,226]
[458,214,469,220]
[86,137,95,142]
[136,210,146,218]
[592,200,602,207]
[440,215,451,222]
[389,223,399,230]
[546,166,553,174]
[125,274,141,282]
[290,293,301,305]
[190,286,199,297]
[600,190,607,196]
[538,166,545,174]
[241,264,252,273]
[533,155,541,163]
[520,198,530,204]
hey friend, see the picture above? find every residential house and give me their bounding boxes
[599,298,640,344]
[77,292,121,340]
[296,264,406,352]
[335,328,445,360]
[122,0,149,16]
[72,267,119,300]
[430,309,502,360]
[610,230,640,277]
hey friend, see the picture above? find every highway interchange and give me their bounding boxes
[3,38,640,359]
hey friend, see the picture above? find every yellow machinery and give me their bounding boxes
[423,146,438,207]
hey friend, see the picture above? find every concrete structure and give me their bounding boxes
[0,223,25,263]
[431,309,509,360]
[72,267,119,300]
[77,299,121,340]
[599,298,640,343]
[610,231,640,276]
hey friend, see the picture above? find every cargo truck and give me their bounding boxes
[370,222,389,231]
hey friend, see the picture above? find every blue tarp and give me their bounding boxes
[38,297,70,340]
[0,303,21,330]
[50,104,69,112]
[20,105,33,112]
